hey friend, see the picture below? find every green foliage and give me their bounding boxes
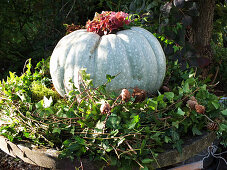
[211,41,227,93]
[213,2,227,46]
[0,59,226,169]
[0,0,126,80]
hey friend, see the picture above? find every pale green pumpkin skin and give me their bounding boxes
[50,27,166,97]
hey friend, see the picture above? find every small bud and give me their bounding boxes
[187,100,198,110]
[100,103,111,114]
[120,89,131,102]
[195,104,205,114]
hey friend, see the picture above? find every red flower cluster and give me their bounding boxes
[86,11,130,36]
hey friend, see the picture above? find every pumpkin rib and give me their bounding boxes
[117,29,158,94]
[51,30,97,96]
[130,27,166,91]
[70,32,100,94]
[110,34,132,90]
[94,34,131,91]
[62,31,90,94]
[115,33,133,89]
[50,31,81,96]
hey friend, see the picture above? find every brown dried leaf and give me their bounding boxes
[66,24,84,34]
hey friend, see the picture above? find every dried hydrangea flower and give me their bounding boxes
[132,87,147,103]
[100,103,111,114]
[120,89,131,102]
[187,100,198,110]
[195,104,205,114]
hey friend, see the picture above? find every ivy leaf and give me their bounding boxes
[70,126,75,135]
[172,121,179,128]
[221,109,227,116]
[140,139,146,154]
[171,129,179,141]
[211,101,220,109]
[106,74,115,83]
[173,139,183,153]
[176,108,185,116]
[53,127,61,134]
[127,115,140,129]
[219,123,227,132]
[35,100,43,109]
[185,77,196,86]
[183,82,190,93]
[164,136,172,143]
[164,92,174,101]
[173,45,180,53]
[107,114,121,129]
[147,99,157,110]
[192,126,202,135]
[150,132,162,144]
[142,158,154,164]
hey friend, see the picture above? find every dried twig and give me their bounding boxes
[151,151,161,168]
[66,0,76,18]
[102,111,112,134]
[134,159,144,169]
[125,141,137,154]
[211,65,219,85]
[82,133,141,140]
[110,144,120,159]
[203,114,215,123]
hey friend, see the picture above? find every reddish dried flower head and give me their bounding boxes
[86,11,130,36]
[120,89,131,102]
[195,104,205,114]
[100,103,111,114]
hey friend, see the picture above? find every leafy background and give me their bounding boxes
[0,0,227,169]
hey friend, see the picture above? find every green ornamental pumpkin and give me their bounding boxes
[50,26,166,97]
